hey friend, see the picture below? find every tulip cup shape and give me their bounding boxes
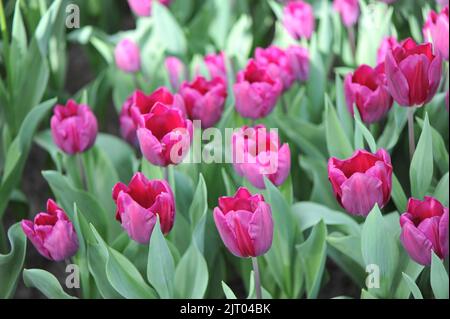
[113,172,175,244]
[114,39,141,73]
[430,6,449,61]
[232,125,291,189]
[377,36,399,64]
[400,196,448,266]
[21,199,79,261]
[233,59,283,119]
[344,63,393,124]
[333,0,360,27]
[165,56,186,91]
[179,76,227,128]
[282,0,315,40]
[328,149,393,216]
[214,187,274,258]
[50,100,98,155]
[204,52,228,81]
[254,45,295,91]
[120,87,186,145]
[137,103,193,167]
[385,38,442,107]
[286,45,310,82]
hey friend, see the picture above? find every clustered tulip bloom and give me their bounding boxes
[423,6,449,61]
[21,199,79,261]
[232,125,291,189]
[119,87,186,145]
[282,0,315,40]
[51,100,98,155]
[333,0,360,27]
[286,45,310,82]
[328,149,393,216]
[400,196,449,266]
[165,56,186,91]
[127,0,171,17]
[344,64,393,124]
[255,45,295,91]
[179,76,227,128]
[214,187,273,258]
[204,52,227,81]
[137,103,193,167]
[385,38,442,107]
[377,36,399,65]
[234,59,283,119]
[113,173,175,244]
[114,39,141,73]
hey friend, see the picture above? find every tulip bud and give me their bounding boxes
[385,38,442,107]
[165,56,186,91]
[333,0,360,27]
[400,196,449,266]
[232,125,291,189]
[254,45,295,91]
[282,0,315,40]
[51,100,98,155]
[286,45,310,82]
[344,64,393,124]
[377,36,399,65]
[233,59,283,119]
[204,52,227,81]
[430,6,449,61]
[21,199,79,261]
[328,149,393,216]
[113,173,175,244]
[214,187,273,258]
[114,39,141,73]
[137,103,193,167]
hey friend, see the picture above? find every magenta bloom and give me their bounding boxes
[21,199,79,261]
[119,87,186,145]
[113,173,175,244]
[385,38,442,107]
[254,45,295,91]
[137,103,192,167]
[400,197,449,266]
[204,52,227,81]
[333,0,360,27]
[165,56,186,91]
[430,6,449,61]
[232,125,291,189]
[328,149,393,216]
[344,64,393,124]
[282,0,315,40]
[234,59,282,119]
[51,100,98,155]
[179,76,227,128]
[127,0,171,17]
[114,39,141,73]
[286,45,310,82]
[423,10,436,43]
[214,187,273,258]
[377,36,399,64]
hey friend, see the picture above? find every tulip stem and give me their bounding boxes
[164,166,169,183]
[252,257,262,299]
[347,26,356,63]
[407,107,416,160]
[77,154,88,191]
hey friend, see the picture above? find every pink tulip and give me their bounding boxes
[423,10,436,43]
[344,63,393,124]
[286,45,310,82]
[385,38,442,107]
[430,6,449,61]
[21,199,79,261]
[437,0,449,7]
[165,56,186,91]
[333,0,360,27]
[234,59,283,119]
[114,39,141,73]
[377,36,399,64]
[282,0,315,40]
[51,100,98,155]
[328,149,393,216]
[119,87,186,145]
[127,0,171,17]
[254,45,295,91]
[113,173,175,244]
[204,52,227,81]
[400,196,448,266]
[214,187,273,258]
[232,125,291,189]
[137,103,192,167]
[179,76,227,128]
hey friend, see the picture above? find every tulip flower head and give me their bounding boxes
[165,56,186,91]
[21,199,79,261]
[344,63,393,124]
[286,45,310,82]
[127,0,171,17]
[328,149,393,216]
[400,196,448,266]
[114,39,141,73]
[113,173,175,244]
[51,100,98,155]
[204,52,228,81]
[333,0,360,27]
[427,6,449,61]
[214,187,274,258]
[377,36,399,64]
[282,0,315,40]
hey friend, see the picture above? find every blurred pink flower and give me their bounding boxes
[377,36,399,64]
[286,45,310,82]
[282,0,315,40]
[333,0,360,27]
[114,39,141,73]
[127,0,171,17]
[204,52,228,81]
[165,56,186,91]
[255,45,295,91]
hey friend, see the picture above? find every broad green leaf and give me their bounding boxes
[434,172,449,206]
[417,118,449,175]
[391,173,408,213]
[23,269,76,299]
[402,273,423,299]
[222,281,237,299]
[225,15,253,68]
[354,111,377,153]
[141,158,164,180]
[327,233,364,267]
[325,96,353,158]
[335,75,353,141]
[153,2,187,55]
[430,252,449,299]
[188,174,208,227]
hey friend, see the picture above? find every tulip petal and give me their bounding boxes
[386,50,411,106]
[249,202,274,256]
[400,222,433,265]
[213,208,242,257]
[341,173,383,216]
